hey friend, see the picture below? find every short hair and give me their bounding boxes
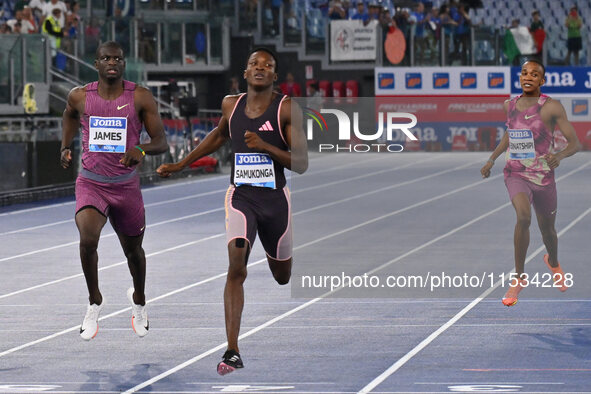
[246,47,278,74]
[522,58,546,77]
[95,41,124,60]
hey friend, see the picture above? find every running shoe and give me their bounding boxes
[80,298,105,341]
[544,254,568,292]
[502,278,526,306]
[127,287,149,337]
[217,349,244,375]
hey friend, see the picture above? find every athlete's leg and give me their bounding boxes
[225,238,250,353]
[117,232,146,305]
[536,212,558,265]
[268,256,292,285]
[75,207,107,305]
[511,192,531,277]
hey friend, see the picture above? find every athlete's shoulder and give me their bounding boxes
[221,94,243,114]
[67,85,86,103]
[542,96,566,116]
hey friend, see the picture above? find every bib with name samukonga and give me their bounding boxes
[234,153,276,189]
[88,116,127,153]
[508,129,535,160]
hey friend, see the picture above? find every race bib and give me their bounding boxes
[508,129,535,160]
[234,153,276,189]
[88,116,127,153]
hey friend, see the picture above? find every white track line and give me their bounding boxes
[2,161,586,365]
[358,203,591,392]
[0,153,375,218]
[0,157,462,261]
[0,160,485,297]
[122,163,591,393]
[0,164,499,357]
[0,154,441,235]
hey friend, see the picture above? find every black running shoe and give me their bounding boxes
[217,349,244,375]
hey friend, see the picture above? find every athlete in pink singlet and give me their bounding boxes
[61,41,168,340]
[481,59,581,306]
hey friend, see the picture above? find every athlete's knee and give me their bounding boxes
[227,262,247,283]
[124,245,145,262]
[515,212,531,228]
[79,236,99,256]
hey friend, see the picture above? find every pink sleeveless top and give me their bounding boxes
[80,80,142,177]
[503,94,555,186]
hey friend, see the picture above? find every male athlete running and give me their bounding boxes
[157,47,308,374]
[480,59,581,306]
[61,41,168,340]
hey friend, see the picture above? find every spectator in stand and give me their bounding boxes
[564,5,582,66]
[530,10,545,58]
[28,0,45,22]
[279,71,302,97]
[450,2,470,65]
[439,4,457,65]
[367,1,381,23]
[426,6,440,62]
[0,22,11,33]
[21,6,38,33]
[42,8,67,63]
[409,2,427,64]
[328,0,346,19]
[43,0,67,27]
[350,1,368,23]
[8,9,35,33]
[394,7,411,64]
[1,0,16,23]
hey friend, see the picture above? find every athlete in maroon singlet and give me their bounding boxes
[481,59,581,306]
[61,41,168,340]
[157,47,308,374]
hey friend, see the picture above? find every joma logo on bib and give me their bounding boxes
[91,118,126,128]
[237,154,271,165]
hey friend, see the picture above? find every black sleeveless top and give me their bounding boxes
[229,93,289,189]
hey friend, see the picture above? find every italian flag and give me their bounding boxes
[503,26,537,63]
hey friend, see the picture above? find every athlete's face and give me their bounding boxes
[519,62,545,94]
[95,46,125,82]
[244,51,277,89]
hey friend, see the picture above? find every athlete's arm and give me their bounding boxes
[480,100,510,178]
[156,96,233,177]
[544,99,581,169]
[119,86,168,167]
[61,86,84,169]
[244,98,308,174]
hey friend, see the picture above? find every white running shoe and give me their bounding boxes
[80,298,105,341]
[127,287,149,337]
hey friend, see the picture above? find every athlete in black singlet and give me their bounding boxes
[157,47,308,375]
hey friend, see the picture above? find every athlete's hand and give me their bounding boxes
[544,153,560,169]
[480,161,493,178]
[156,162,183,178]
[244,130,268,152]
[120,146,144,167]
[61,148,72,169]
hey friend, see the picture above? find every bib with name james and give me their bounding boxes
[81,80,142,178]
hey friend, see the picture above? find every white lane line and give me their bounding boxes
[0,157,463,260]
[123,163,591,394]
[0,154,440,236]
[0,152,374,219]
[0,160,487,297]
[0,164,499,357]
[357,210,591,394]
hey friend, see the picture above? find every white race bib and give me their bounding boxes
[88,116,127,153]
[508,129,535,160]
[234,153,276,189]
